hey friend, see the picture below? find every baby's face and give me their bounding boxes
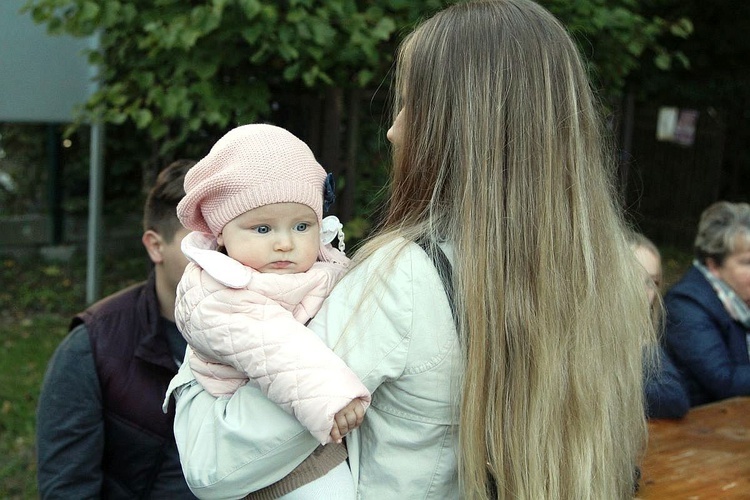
[218,203,319,274]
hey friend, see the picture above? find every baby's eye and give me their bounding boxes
[294,222,309,232]
[254,225,271,234]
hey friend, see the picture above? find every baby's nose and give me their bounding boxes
[273,233,293,251]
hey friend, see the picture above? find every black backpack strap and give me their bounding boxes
[416,238,457,324]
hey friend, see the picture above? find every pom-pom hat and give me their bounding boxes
[177,124,327,236]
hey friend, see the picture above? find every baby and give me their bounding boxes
[173,124,369,497]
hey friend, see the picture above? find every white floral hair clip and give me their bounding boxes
[320,215,345,252]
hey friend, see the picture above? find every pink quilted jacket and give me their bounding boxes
[175,231,371,444]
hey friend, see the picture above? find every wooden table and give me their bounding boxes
[637,397,750,499]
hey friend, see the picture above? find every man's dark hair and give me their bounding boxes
[143,159,196,242]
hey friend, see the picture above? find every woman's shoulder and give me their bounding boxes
[666,266,711,301]
[341,239,449,300]
[356,237,436,272]
[329,237,449,321]
[665,266,730,322]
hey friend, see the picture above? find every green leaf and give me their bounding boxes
[674,51,690,70]
[80,1,100,22]
[309,17,336,45]
[188,117,202,131]
[107,110,127,125]
[371,17,396,40]
[670,18,694,38]
[205,110,225,125]
[162,87,189,117]
[133,108,153,128]
[626,39,645,57]
[241,25,265,44]
[47,17,62,34]
[192,58,219,79]
[283,62,301,80]
[357,69,374,87]
[287,8,306,24]
[150,121,169,138]
[110,93,128,107]
[133,71,155,89]
[249,45,269,64]
[302,66,332,86]
[261,3,278,22]
[654,52,671,71]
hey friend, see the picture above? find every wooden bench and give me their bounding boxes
[637,397,750,498]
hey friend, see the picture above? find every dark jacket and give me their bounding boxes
[664,266,750,406]
[644,345,690,419]
[37,273,195,499]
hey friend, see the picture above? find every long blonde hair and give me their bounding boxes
[357,0,654,497]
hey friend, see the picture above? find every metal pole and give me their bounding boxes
[85,30,104,304]
[86,122,104,303]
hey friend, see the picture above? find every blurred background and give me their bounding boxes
[1,0,747,497]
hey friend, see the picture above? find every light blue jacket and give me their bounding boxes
[167,239,462,499]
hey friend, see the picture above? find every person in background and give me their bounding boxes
[628,231,690,419]
[167,1,655,498]
[36,159,197,499]
[664,201,750,406]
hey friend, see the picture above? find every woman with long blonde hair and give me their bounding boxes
[168,1,655,498]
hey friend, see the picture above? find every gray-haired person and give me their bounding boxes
[664,201,750,406]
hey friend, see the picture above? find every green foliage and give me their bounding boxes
[22,0,690,154]
[22,0,447,159]
[17,0,694,227]
[633,0,748,103]
[344,108,391,246]
[540,0,692,100]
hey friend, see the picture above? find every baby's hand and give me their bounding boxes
[330,399,366,444]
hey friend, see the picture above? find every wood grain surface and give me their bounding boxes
[637,397,750,499]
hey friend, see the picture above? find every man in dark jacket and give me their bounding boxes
[36,159,198,499]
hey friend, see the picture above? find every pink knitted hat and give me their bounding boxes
[177,124,327,236]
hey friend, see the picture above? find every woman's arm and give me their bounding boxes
[171,364,319,500]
